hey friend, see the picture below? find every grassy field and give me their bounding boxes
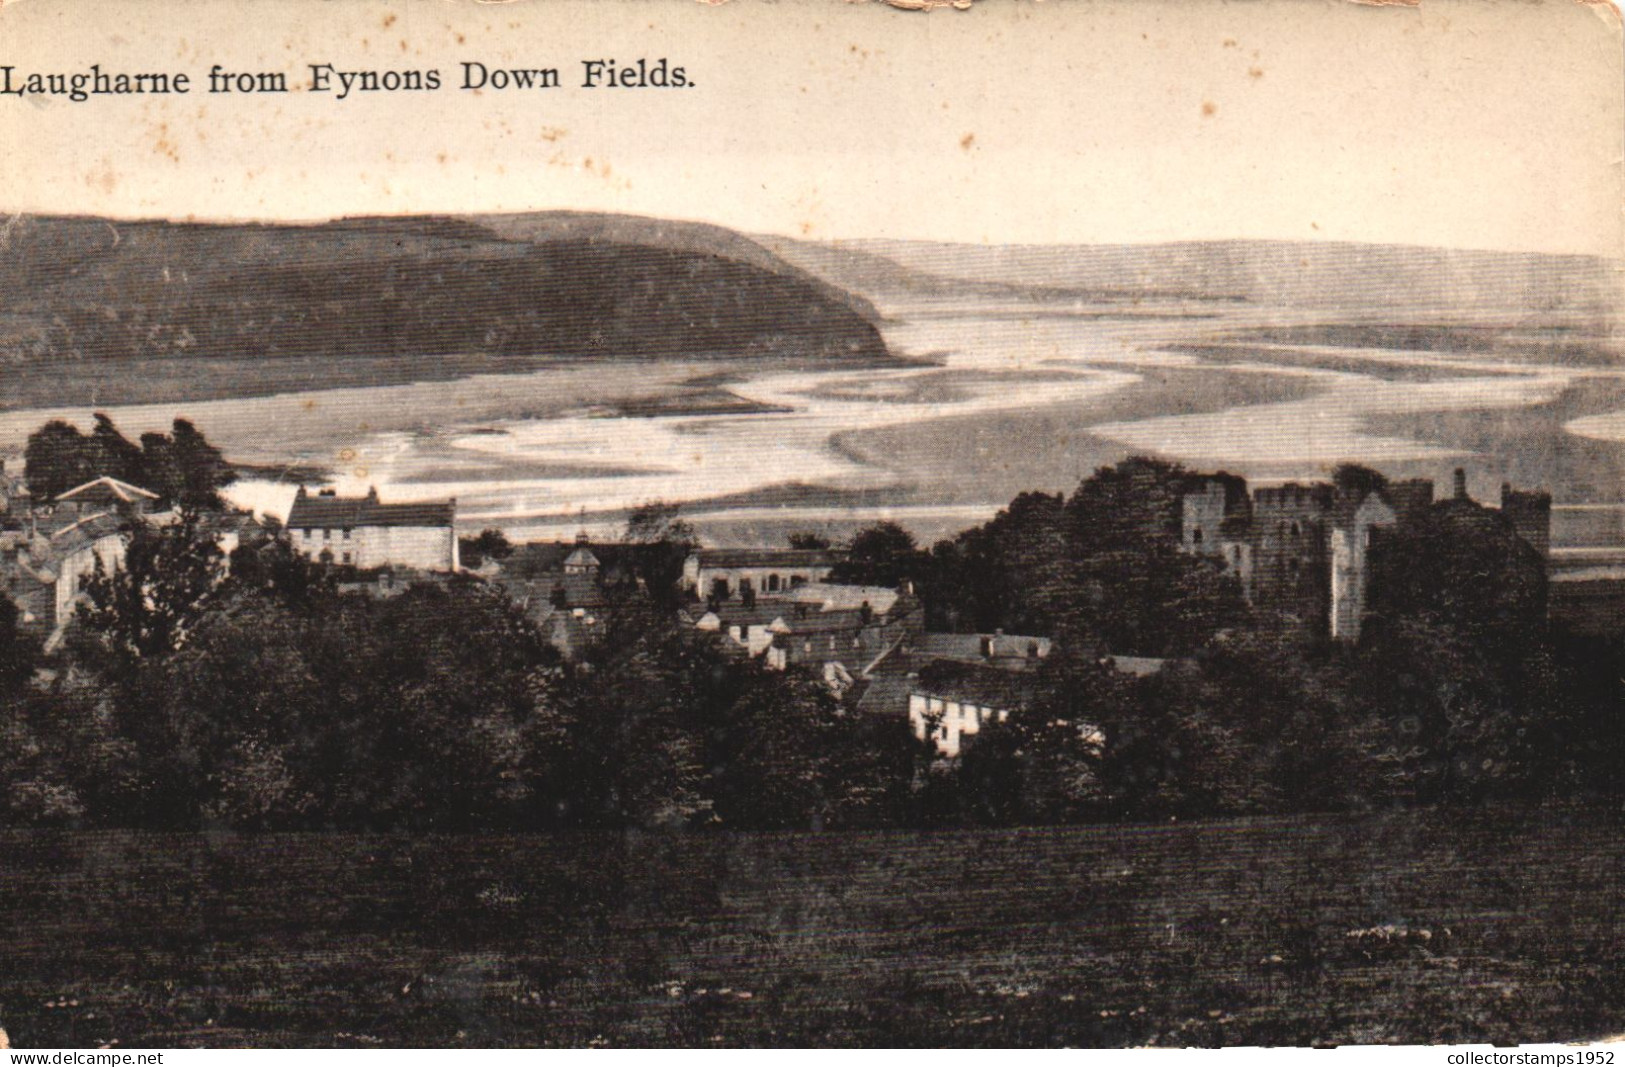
[2,806,1623,1048]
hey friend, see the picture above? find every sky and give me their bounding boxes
[0,0,1621,256]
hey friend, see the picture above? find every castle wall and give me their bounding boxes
[1251,484,1332,635]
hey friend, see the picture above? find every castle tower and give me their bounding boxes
[1501,483,1552,558]
[1251,482,1333,636]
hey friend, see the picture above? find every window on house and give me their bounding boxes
[341,552,351,564]
[324,528,332,541]
[303,529,312,539]
[343,529,352,540]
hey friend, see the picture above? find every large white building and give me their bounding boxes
[682,547,846,600]
[286,487,459,572]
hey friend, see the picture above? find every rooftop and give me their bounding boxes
[56,476,159,505]
[287,487,455,530]
[692,547,848,569]
[912,631,1051,665]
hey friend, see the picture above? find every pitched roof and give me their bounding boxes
[701,603,791,630]
[564,546,601,569]
[780,582,900,614]
[692,548,847,569]
[912,631,1051,664]
[49,512,126,555]
[287,490,455,530]
[56,476,159,504]
[1104,655,1171,678]
[915,658,1038,711]
[853,670,916,717]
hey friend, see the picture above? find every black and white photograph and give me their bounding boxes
[0,0,1622,1050]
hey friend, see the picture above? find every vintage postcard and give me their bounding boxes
[0,0,1622,1051]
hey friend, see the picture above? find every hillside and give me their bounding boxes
[851,237,1625,319]
[761,233,1624,321]
[749,234,1226,304]
[0,213,890,373]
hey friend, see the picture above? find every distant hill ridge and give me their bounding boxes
[760,234,1624,320]
[0,212,890,367]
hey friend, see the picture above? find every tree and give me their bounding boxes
[76,512,225,664]
[924,492,1066,633]
[951,653,1127,825]
[830,521,924,588]
[1332,462,1389,501]
[25,415,234,509]
[1056,458,1247,656]
[1359,502,1563,803]
[23,419,93,499]
[0,596,36,693]
[625,500,697,546]
[788,531,832,550]
[163,419,236,508]
[623,501,698,602]
[87,413,143,486]
[460,527,515,569]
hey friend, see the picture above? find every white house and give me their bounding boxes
[682,548,846,600]
[286,486,459,572]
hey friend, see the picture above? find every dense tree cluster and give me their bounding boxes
[0,455,1615,831]
[833,458,1248,654]
[23,414,234,507]
[834,457,1605,820]
[0,526,916,831]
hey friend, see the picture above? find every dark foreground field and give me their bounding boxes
[3,808,1623,1048]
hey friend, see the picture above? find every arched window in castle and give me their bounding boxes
[1290,521,1301,538]
[1192,527,1204,545]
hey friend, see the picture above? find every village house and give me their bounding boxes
[854,630,1171,757]
[486,532,640,660]
[684,582,922,674]
[856,631,1050,756]
[51,476,162,522]
[681,547,847,600]
[0,475,171,648]
[285,486,459,573]
[0,460,30,517]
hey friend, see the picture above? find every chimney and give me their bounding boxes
[366,486,379,502]
[1453,468,1468,501]
[295,485,308,499]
